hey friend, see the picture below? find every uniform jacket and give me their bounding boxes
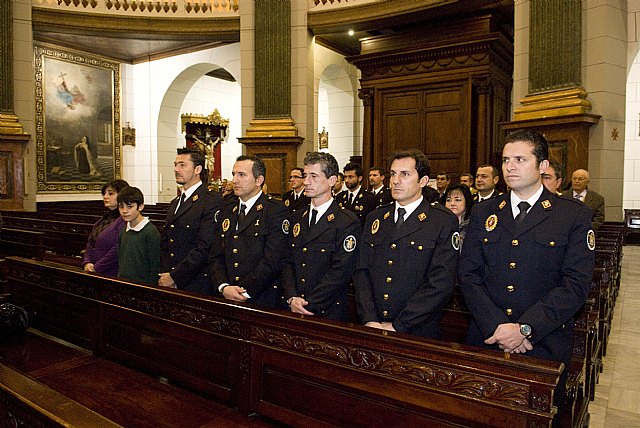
[459,188,595,364]
[282,189,310,213]
[473,189,502,204]
[372,186,394,208]
[354,199,459,338]
[561,188,605,231]
[336,188,377,224]
[282,201,361,321]
[209,193,289,309]
[160,184,223,295]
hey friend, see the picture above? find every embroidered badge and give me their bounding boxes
[358,194,363,199]
[343,235,357,252]
[327,213,335,222]
[541,200,551,209]
[285,199,290,207]
[371,219,380,235]
[256,204,263,211]
[282,219,290,234]
[587,230,596,251]
[418,213,427,222]
[451,232,461,251]
[498,201,506,210]
[293,223,300,237]
[485,214,498,231]
[192,194,199,202]
[222,218,230,232]
[383,211,391,220]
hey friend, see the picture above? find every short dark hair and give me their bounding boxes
[177,147,205,169]
[337,172,344,181]
[460,172,474,182]
[290,167,304,176]
[504,129,549,165]
[343,162,363,177]
[388,149,431,179]
[369,166,385,176]
[102,179,129,195]
[547,159,563,180]
[436,171,450,180]
[477,164,500,179]
[444,184,474,221]
[117,186,144,206]
[236,155,267,186]
[304,152,339,179]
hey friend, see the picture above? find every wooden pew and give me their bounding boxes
[2,256,562,428]
[0,227,45,260]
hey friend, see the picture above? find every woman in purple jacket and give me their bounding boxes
[83,179,129,276]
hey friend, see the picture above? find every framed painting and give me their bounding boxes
[34,44,121,192]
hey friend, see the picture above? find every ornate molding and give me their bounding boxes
[357,88,373,107]
[251,326,533,409]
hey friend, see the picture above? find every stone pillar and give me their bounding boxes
[0,0,24,134]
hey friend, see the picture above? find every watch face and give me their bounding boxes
[520,324,532,336]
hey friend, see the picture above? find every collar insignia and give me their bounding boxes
[485,214,498,231]
[498,201,506,210]
[327,213,335,222]
[541,199,551,209]
[256,204,263,211]
[371,219,380,235]
[383,211,391,220]
[192,194,198,202]
[418,212,427,222]
[232,206,237,213]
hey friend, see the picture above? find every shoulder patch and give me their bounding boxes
[451,232,461,251]
[485,214,498,231]
[343,235,357,252]
[587,230,596,251]
[282,219,290,234]
[371,218,380,235]
[293,223,300,238]
[222,218,230,232]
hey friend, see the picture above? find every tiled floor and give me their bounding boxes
[589,245,640,427]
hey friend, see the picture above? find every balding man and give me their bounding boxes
[562,169,605,231]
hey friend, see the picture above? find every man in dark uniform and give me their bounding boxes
[542,159,563,195]
[159,148,223,295]
[283,152,361,321]
[458,130,595,405]
[354,149,459,338]
[336,162,377,224]
[209,155,289,309]
[435,171,451,205]
[474,164,502,203]
[282,167,310,213]
[368,166,393,208]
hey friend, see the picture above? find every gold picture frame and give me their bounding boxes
[34,44,121,193]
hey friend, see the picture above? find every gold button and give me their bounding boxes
[170,224,175,228]
[169,239,174,243]
[549,241,555,247]
[418,246,423,250]
[388,260,393,266]
[506,308,513,315]
[509,262,516,269]
[291,243,295,247]
[410,241,415,245]
[386,277,392,283]
[301,278,306,283]
[235,276,240,281]
[233,262,239,268]
[300,294,305,298]
[483,238,488,243]
[507,285,514,292]
[302,247,308,252]
[254,233,258,236]
[170,253,174,257]
[320,249,326,253]
[233,248,238,254]
[391,244,397,249]
[301,263,306,267]
[511,239,519,246]
[383,294,389,300]
[234,235,238,240]
[382,310,389,317]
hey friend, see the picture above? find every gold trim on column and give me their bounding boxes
[0,113,24,134]
[513,87,591,121]
[245,118,298,137]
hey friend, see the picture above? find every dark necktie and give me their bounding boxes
[174,192,186,214]
[309,208,318,229]
[396,207,406,230]
[238,203,246,226]
[515,201,530,226]
[348,193,354,206]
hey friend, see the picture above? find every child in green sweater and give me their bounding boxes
[117,186,160,284]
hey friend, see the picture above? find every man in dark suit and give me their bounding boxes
[562,169,605,231]
[542,159,563,195]
[283,152,361,321]
[369,166,393,208]
[282,167,310,213]
[459,130,595,405]
[354,149,459,338]
[473,164,502,203]
[159,148,223,295]
[336,162,377,224]
[435,171,451,205]
[209,155,289,309]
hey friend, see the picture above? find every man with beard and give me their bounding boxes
[336,162,377,224]
[369,166,393,208]
[159,148,223,294]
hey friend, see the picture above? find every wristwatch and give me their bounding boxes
[519,323,533,338]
